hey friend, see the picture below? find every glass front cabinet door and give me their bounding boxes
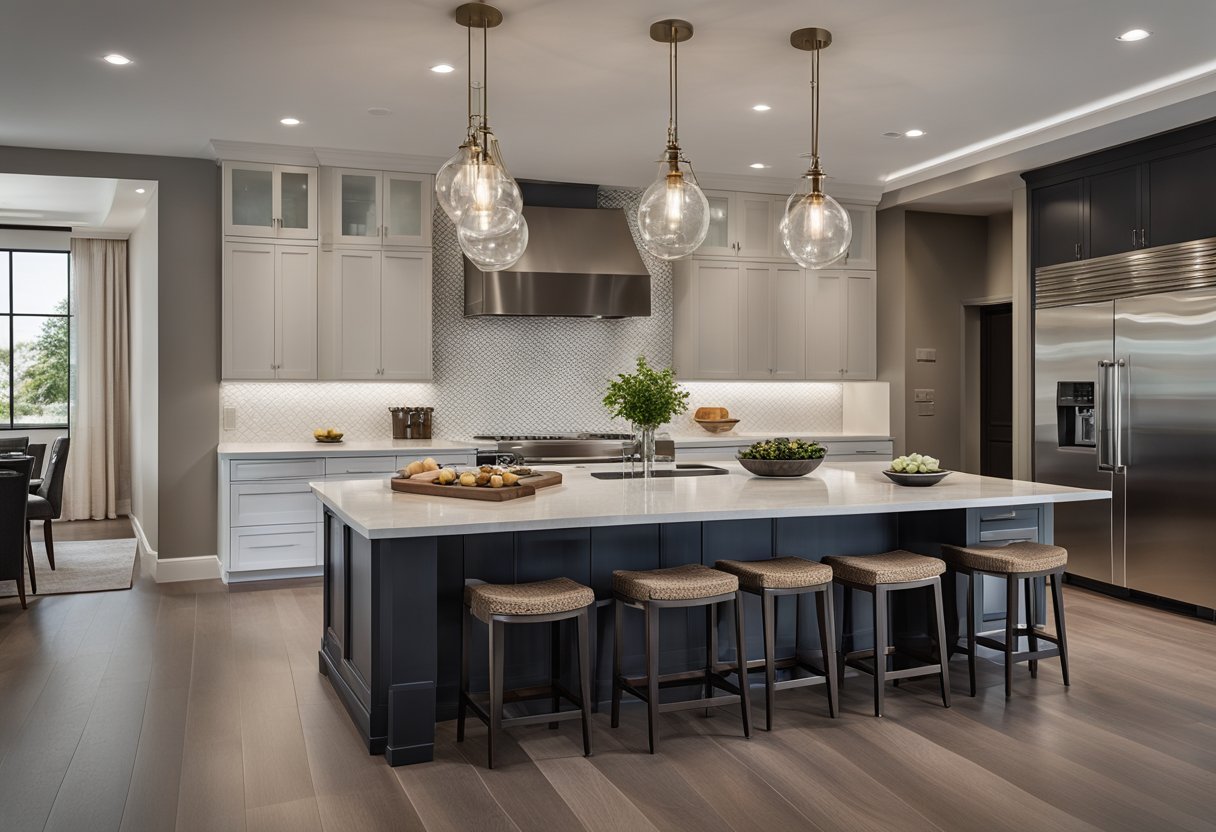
[223,162,318,240]
[327,170,432,248]
[382,173,431,247]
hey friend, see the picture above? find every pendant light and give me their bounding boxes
[781,27,851,269]
[435,2,527,270]
[636,19,709,261]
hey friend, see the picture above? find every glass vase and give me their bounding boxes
[638,425,657,478]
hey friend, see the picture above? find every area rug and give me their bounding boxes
[0,538,137,598]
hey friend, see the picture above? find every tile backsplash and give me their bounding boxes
[220,187,847,443]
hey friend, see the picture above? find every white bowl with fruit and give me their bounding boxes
[883,453,950,486]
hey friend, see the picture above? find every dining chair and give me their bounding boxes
[27,436,69,572]
[27,443,47,492]
[0,457,36,605]
[0,435,30,453]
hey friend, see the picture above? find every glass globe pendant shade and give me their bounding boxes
[636,164,710,260]
[458,212,529,271]
[781,189,851,269]
[435,142,478,223]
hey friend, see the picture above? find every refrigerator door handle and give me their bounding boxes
[1097,360,1115,471]
[1114,358,1128,471]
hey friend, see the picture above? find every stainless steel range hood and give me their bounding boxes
[463,204,651,317]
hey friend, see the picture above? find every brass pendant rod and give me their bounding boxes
[466,24,474,135]
[668,35,678,147]
[810,45,820,168]
[482,19,488,131]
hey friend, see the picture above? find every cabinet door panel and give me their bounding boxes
[699,191,735,256]
[334,169,382,246]
[1034,179,1084,267]
[275,165,318,239]
[384,173,432,246]
[771,264,807,379]
[741,265,773,378]
[225,163,275,237]
[334,250,382,379]
[805,272,844,379]
[223,242,277,379]
[843,272,876,379]
[1088,166,1140,258]
[275,245,318,379]
[380,251,433,379]
[1148,145,1216,248]
[841,204,876,269]
[737,193,776,258]
[693,262,743,378]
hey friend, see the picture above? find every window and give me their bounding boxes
[1,249,71,429]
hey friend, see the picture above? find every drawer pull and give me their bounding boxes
[248,543,298,550]
[341,470,385,475]
[979,527,1038,542]
[981,510,1019,521]
[852,450,885,455]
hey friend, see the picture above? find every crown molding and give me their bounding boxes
[313,147,447,174]
[208,139,319,166]
[695,171,883,206]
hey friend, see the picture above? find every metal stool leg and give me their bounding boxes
[931,577,951,708]
[457,604,470,742]
[966,570,977,696]
[1004,576,1017,699]
[611,599,623,728]
[704,602,718,712]
[577,606,594,757]
[761,591,776,731]
[549,620,561,729]
[1025,576,1039,678]
[645,601,660,754]
[839,586,852,689]
[1050,571,1071,687]
[488,619,505,769]
[873,586,887,717]
[733,590,752,738]
[816,585,839,718]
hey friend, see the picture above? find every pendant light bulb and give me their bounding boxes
[781,28,852,269]
[637,20,709,261]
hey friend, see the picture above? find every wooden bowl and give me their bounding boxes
[314,434,345,443]
[695,418,740,433]
[738,457,824,477]
[694,406,730,421]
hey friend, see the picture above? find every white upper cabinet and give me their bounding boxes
[805,270,876,380]
[838,205,877,270]
[323,248,433,381]
[323,168,432,248]
[841,271,877,379]
[223,162,318,240]
[223,241,318,380]
[672,260,744,379]
[741,264,806,379]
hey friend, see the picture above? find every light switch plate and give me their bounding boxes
[916,402,935,416]
[914,388,935,402]
[915,348,937,362]
[223,407,237,431]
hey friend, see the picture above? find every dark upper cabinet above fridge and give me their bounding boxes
[1026,119,1216,269]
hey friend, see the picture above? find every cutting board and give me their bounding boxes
[390,470,563,502]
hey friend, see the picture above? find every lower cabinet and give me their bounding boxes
[231,523,322,570]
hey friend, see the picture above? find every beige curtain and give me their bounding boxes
[65,239,131,520]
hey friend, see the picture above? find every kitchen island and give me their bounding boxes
[311,461,1108,765]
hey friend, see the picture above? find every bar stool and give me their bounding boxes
[824,550,951,717]
[458,577,595,768]
[940,542,1070,698]
[714,557,839,729]
[611,564,752,753]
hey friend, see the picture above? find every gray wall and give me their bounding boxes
[0,146,219,559]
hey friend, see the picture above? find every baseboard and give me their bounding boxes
[154,554,222,583]
[129,514,156,558]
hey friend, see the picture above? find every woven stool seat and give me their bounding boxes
[715,557,833,591]
[466,577,594,621]
[823,550,945,586]
[940,541,1068,574]
[613,564,737,602]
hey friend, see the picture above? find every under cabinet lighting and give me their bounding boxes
[1116,29,1151,42]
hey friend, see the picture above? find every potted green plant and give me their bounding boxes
[737,438,827,478]
[603,356,689,475]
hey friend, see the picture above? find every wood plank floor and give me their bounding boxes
[1,523,1215,831]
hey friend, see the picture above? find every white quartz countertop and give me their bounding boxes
[667,433,892,447]
[310,460,1109,540]
[217,439,481,458]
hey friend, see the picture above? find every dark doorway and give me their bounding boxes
[980,303,1014,478]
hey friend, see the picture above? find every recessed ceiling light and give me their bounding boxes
[135,187,146,194]
[1116,28,1151,42]
[749,163,770,169]
[279,117,301,126]
[103,54,131,65]
[752,104,772,112]
[431,64,456,73]
[368,107,391,117]
[904,129,926,138]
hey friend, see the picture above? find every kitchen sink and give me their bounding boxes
[590,464,728,480]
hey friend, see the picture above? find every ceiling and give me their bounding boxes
[0,174,155,231]
[3,0,1216,196]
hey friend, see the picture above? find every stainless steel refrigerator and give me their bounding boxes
[1034,237,1216,609]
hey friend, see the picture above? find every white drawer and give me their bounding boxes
[230,481,321,527]
[395,452,476,469]
[324,456,398,476]
[821,440,893,458]
[231,523,320,570]
[230,458,325,481]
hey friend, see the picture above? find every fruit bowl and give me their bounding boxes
[882,469,949,487]
[313,428,344,443]
[738,457,824,478]
[695,417,740,433]
[315,435,344,443]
